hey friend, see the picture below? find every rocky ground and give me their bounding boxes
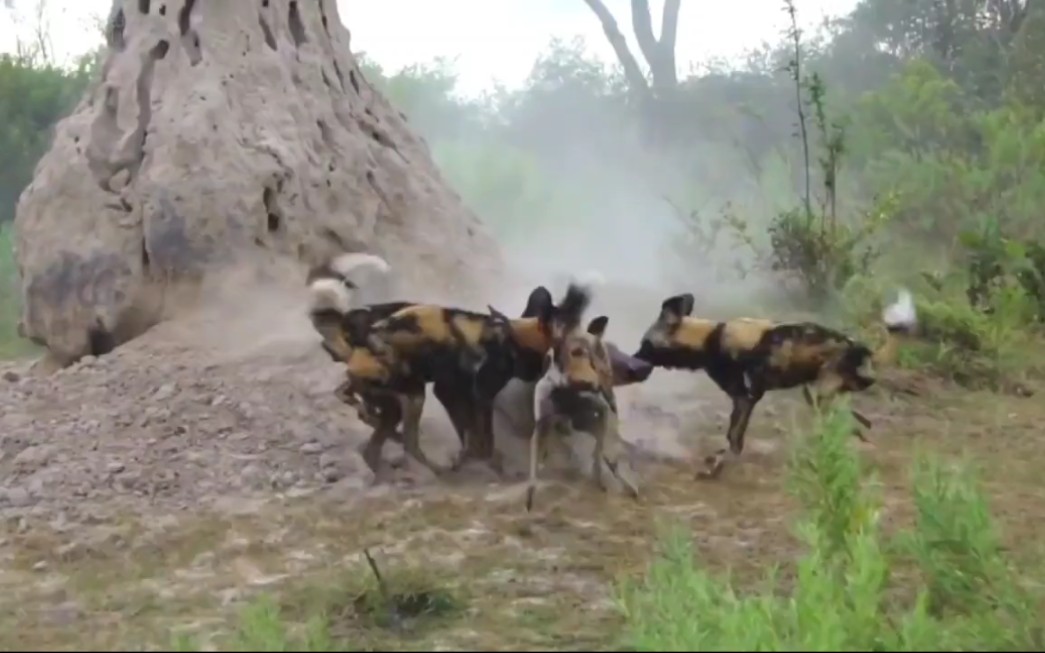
[1,298,1044,650]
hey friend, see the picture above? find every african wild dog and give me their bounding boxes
[633,290,918,478]
[306,256,558,475]
[525,282,650,511]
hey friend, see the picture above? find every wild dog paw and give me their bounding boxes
[696,451,727,480]
[448,449,470,471]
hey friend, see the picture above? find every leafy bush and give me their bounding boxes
[736,2,890,305]
[0,53,91,224]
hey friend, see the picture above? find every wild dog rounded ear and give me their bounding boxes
[522,286,554,318]
[524,285,557,335]
[661,293,695,321]
[586,315,609,337]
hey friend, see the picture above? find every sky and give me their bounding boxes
[0,0,858,97]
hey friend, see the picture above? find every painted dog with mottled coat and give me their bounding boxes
[633,290,919,478]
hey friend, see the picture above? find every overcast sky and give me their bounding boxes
[0,0,857,96]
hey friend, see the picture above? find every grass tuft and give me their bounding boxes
[616,400,1044,651]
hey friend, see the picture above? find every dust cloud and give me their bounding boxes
[140,8,831,463]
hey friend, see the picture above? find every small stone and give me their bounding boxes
[318,452,339,469]
[107,461,125,474]
[300,441,324,454]
[13,445,53,467]
[1,486,32,507]
[2,371,19,383]
[240,464,266,489]
[322,467,343,483]
[32,560,47,572]
[41,600,81,626]
[327,473,374,496]
[152,382,177,401]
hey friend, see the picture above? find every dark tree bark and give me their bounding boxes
[580,0,652,103]
[582,0,681,98]
[629,0,680,92]
[581,0,682,145]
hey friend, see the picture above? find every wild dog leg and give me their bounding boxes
[598,412,640,500]
[457,401,503,473]
[525,414,554,512]
[591,411,605,492]
[433,379,472,462]
[358,396,405,445]
[447,374,500,471]
[700,393,759,480]
[467,400,497,462]
[398,390,443,476]
[432,369,485,471]
[356,391,404,477]
[337,377,406,443]
[349,380,403,444]
[463,366,503,466]
[333,377,361,408]
[802,379,872,437]
[586,397,618,493]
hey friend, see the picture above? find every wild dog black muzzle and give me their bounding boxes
[606,341,653,385]
[550,385,608,433]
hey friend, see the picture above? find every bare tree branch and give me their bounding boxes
[580,0,651,98]
[33,0,53,66]
[659,0,681,86]
[630,0,680,90]
[630,0,660,71]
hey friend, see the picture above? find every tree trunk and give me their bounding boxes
[581,0,682,146]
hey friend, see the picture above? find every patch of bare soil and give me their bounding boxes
[2,310,1044,649]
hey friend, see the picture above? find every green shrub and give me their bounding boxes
[835,268,1041,390]
[742,2,889,306]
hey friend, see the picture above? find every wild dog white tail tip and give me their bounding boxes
[329,252,391,278]
[308,278,352,315]
[882,288,917,329]
[308,252,389,317]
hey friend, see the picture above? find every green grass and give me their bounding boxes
[167,554,463,651]
[616,403,1043,651]
[170,595,340,652]
[161,402,1045,651]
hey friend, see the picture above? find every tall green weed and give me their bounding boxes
[618,402,1042,651]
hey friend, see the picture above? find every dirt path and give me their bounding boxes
[2,309,1044,649]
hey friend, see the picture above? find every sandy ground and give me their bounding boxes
[2,278,1044,650]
